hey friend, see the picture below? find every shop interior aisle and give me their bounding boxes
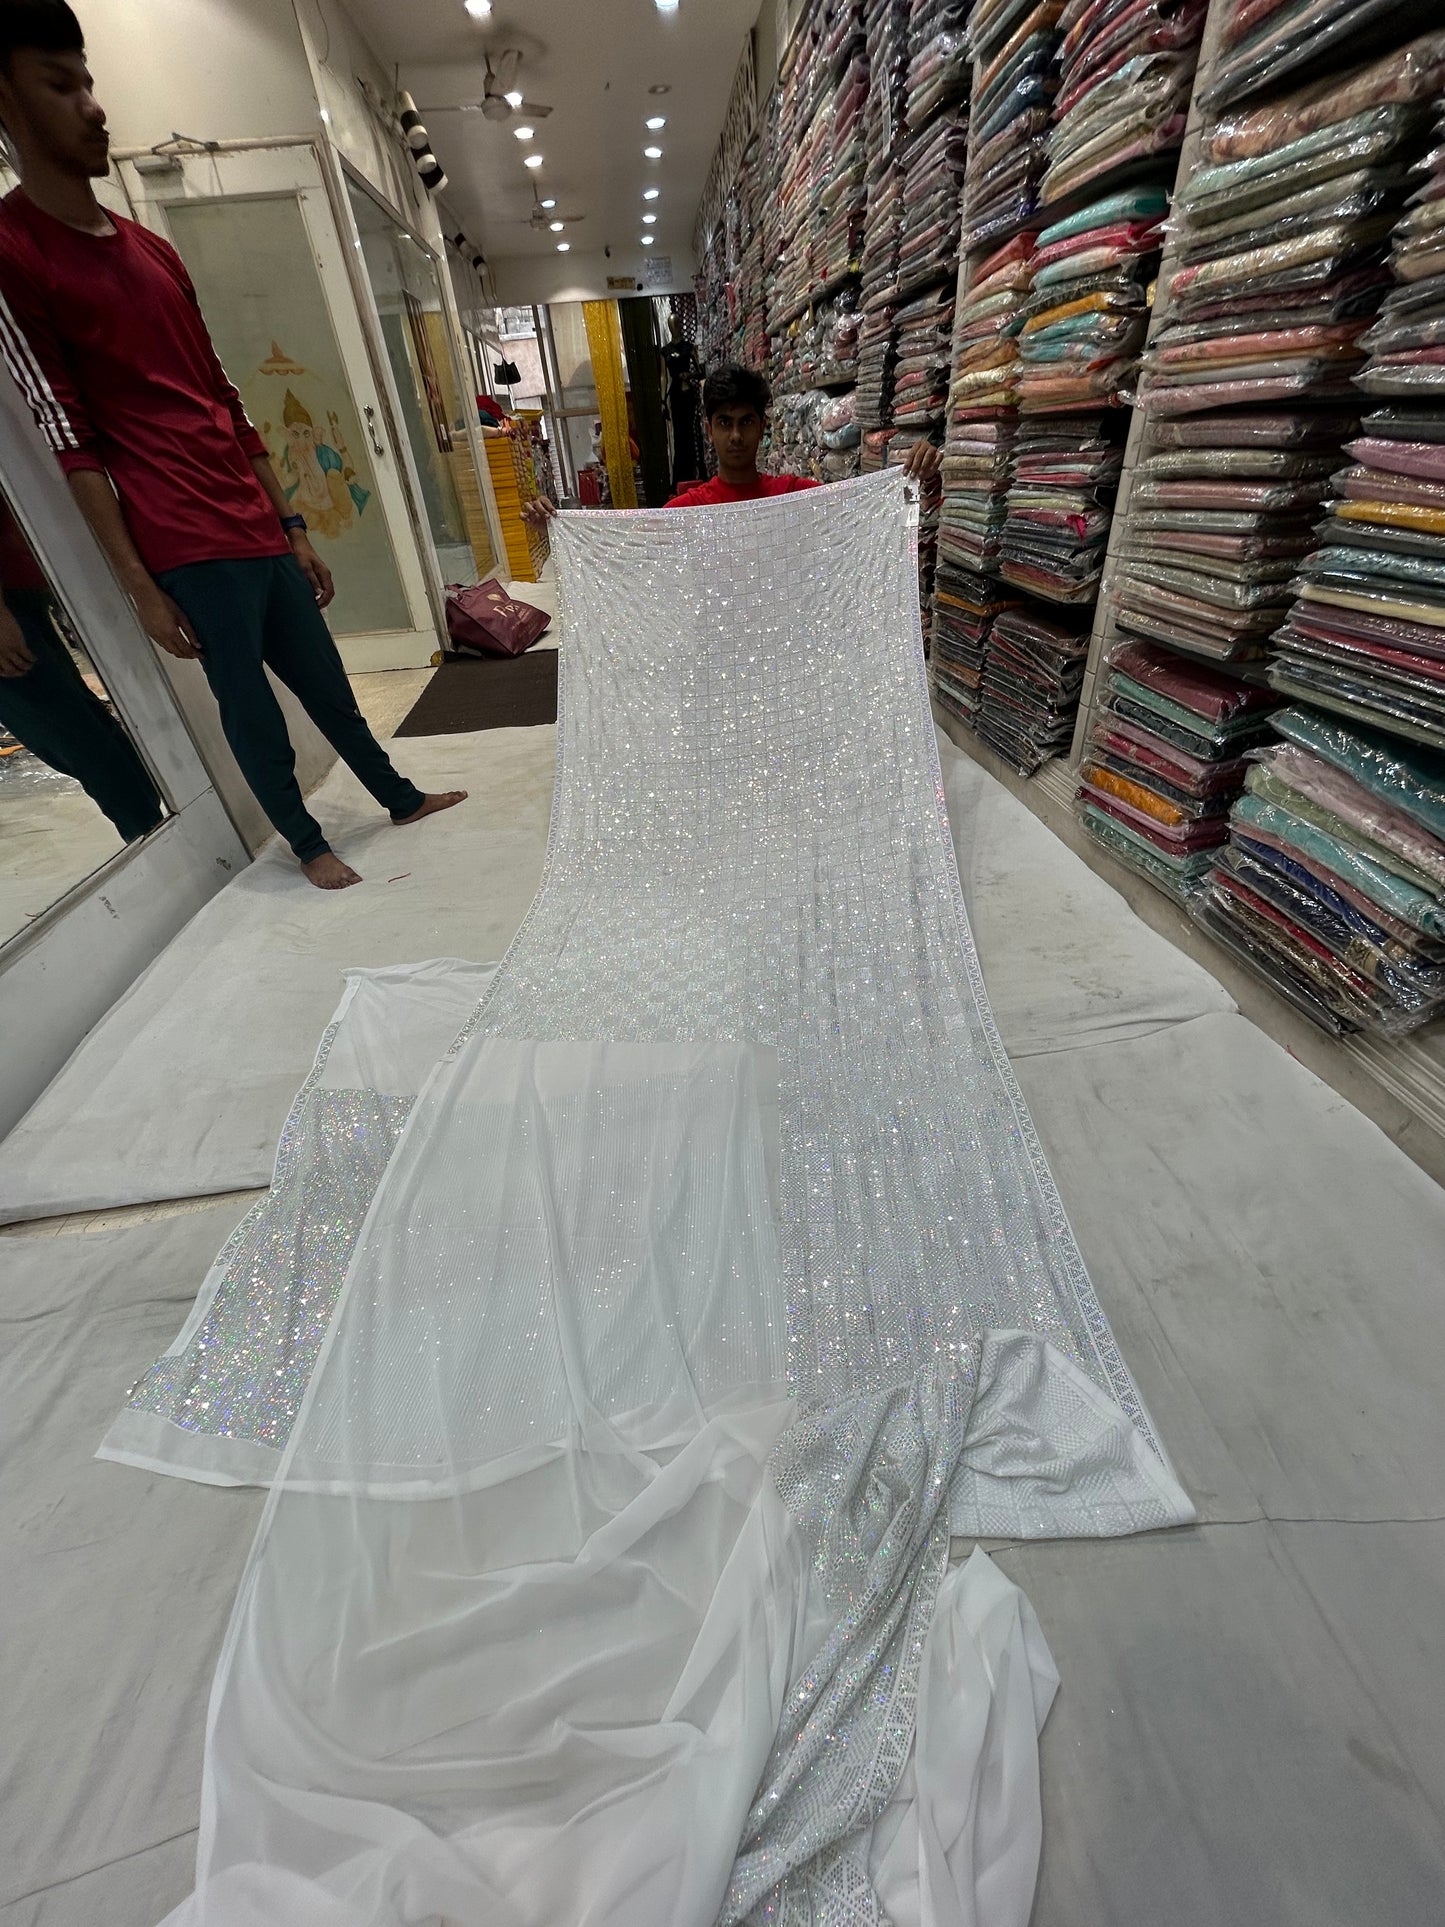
[4,717,1445,1924]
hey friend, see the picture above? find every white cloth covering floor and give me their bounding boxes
[3,727,1444,1924]
[0,730,1231,1223]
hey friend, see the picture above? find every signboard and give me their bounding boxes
[643,256,674,289]
[607,275,640,291]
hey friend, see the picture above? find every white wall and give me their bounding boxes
[81,0,316,144]
[293,0,436,235]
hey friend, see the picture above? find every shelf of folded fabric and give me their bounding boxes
[1190,705,1445,1035]
[959,0,1062,256]
[1073,26,1445,768]
[1266,87,1445,756]
[1036,0,1205,216]
[1201,0,1439,115]
[1076,638,1280,899]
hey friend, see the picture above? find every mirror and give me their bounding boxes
[0,487,167,945]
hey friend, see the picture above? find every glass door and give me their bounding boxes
[119,144,446,671]
[343,168,496,589]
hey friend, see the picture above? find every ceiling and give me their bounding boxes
[342,0,760,285]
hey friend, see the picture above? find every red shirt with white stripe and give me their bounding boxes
[666,474,821,507]
[0,189,288,575]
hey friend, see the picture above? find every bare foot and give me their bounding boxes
[302,851,362,890]
[393,789,468,826]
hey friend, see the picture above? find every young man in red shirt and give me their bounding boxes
[524,362,940,523]
[0,1,464,890]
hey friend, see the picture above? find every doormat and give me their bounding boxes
[394,648,558,737]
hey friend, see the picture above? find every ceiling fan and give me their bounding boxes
[522,196,584,230]
[432,49,553,122]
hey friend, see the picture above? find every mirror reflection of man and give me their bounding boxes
[0,496,164,841]
[0,0,465,890]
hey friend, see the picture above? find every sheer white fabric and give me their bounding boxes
[151,476,1190,1926]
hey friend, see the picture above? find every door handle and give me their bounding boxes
[363,405,386,457]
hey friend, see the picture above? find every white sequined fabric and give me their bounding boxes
[152,479,1189,1927]
[464,473,1171,1502]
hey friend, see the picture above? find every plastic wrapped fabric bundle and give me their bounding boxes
[930,565,1020,726]
[998,415,1123,602]
[1205,0,1441,112]
[961,0,1063,250]
[1264,112,1445,754]
[1077,641,1279,898]
[1191,730,1445,1034]
[1042,26,1202,204]
[974,602,1090,770]
[895,107,969,297]
[1203,29,1445,162]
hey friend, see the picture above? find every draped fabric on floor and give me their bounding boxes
[143,473,1190,1927]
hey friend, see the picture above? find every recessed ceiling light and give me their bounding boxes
[524,153,543,168]
[642,213,657,224]
[643,187,660,200]
[556,241,570,252]
[644,145,663,159]
[464,0,492,16]
[549,220,564,231]
[646,116,667,130]
[540,197,556,208]
[513,125,534,140]
[648,83,670,94]
[655,0,679,12]
[504,90,524,108]
[641,234,655,245]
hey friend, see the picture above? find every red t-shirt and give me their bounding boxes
[0,190,288,575]
[667,474,822,507]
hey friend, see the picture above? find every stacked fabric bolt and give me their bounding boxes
[1265,93,1445,750]
[975,604,1090,772]
[896,110,969,298]
[861,426,897,472]
[1077,641,1279,898]
[936,233,1035,572]
[855,306,899,430]
[892,284,955,426]
[822,31,870,283]
[820,390,865,481]
[961,0,1063,253]
[861,161,904,309]
[931,569,1017,726]
[1015,187,1164,414]
[1116,412,1351,670]
[939,421,1016,573]
[904,0,971,134]
[1139,37,1445,417]
[1041,0,1204,207]
[998,415,1122,602]
[866,0,912,152]
[1206,0,1438,114]
[1194,707,1445,1033]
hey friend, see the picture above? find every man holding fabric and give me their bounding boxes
[524,362,941,520]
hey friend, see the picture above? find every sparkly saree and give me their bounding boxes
[128,473,1190,1926]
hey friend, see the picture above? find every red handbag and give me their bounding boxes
[444,580,550,658]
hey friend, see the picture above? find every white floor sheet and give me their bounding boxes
[6,791,1445,1923]
[0,731,554,1222]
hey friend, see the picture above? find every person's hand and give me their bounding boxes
[522,496,557,531]
[0,603,35,677]
[901,441,942,484]
[132,580,202,659]
[290,531,335,609]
